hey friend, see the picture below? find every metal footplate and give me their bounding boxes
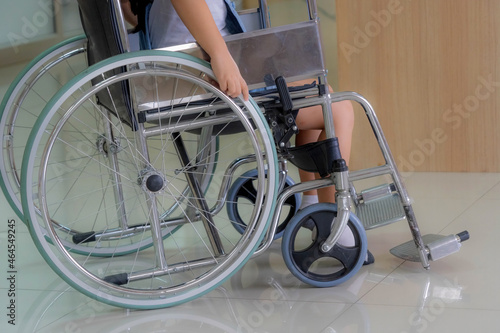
[390,232,470,262]
[354,185,406,230]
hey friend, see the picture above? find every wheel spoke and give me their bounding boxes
[236,178,258,202]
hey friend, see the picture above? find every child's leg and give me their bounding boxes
[295,99,356,247]
[294,98,354,167]
[295,129,321,209]
[295,95,354,205]
[293,87,373,263]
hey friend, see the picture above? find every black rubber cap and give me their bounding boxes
[146,174,164,192]
[72,231,96,244]
[332,159,348,173]
[456,230,470,242]
[104,273,129,285]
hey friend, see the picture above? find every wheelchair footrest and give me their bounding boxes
[355,192,406,230]
[390,232,469,262]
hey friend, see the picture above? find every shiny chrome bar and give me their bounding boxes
[211,154,258,216]
[306,0,319,20]
[349,165,394,182]
[127,257,223,283]
[86,217,188,242]
[141,87,320,125]
[140,99,239,122]
[329,91,429,268]
[143,114,238,138]
[259,0,271,28]
[331,91,412,203]
[253,178,334,257]
[112,0,131,52]
[321,170,351,252]
[103,109,129,230]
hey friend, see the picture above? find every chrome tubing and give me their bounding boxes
[259,0,272,28]
[329,91,429,268]
[320,170,351,253]
[306,0,319,21]
[211,154,258,216]
[253,178,334,257]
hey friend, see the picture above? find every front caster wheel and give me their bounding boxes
[227,169,300,239]
[281,203,367,287]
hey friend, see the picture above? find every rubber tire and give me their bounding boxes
[281,203,367,287]
[227,168,301,239]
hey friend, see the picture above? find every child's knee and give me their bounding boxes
[334,99,354,113]
[332,100,355,127]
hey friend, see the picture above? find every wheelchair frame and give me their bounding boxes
[0,0,469,309]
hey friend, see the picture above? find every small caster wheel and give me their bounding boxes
[227,169,301,239]
[281,203,367,287]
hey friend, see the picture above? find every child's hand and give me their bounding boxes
[170,0,249,101]
[210,50,249,101]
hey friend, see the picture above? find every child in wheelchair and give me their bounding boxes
[0,0,470,311]
[122,0,372,264]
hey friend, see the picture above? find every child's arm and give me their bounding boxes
[120,0,138,27]
[171,0,249,100]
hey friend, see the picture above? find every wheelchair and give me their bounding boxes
[0,0,469,309]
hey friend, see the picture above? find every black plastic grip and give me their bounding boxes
[104,273,129,285]
[456,230,470,242]
[72,231,96,244]
[275,76,293,112]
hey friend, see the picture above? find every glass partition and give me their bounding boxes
[0,0,83,67]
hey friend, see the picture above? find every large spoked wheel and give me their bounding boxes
[0,36,217,256]
[281,203,367,287]
[227,169,300,239]
[0,35,88,219]
[21,50,278,309]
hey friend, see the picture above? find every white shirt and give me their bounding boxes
[148,0,230,48]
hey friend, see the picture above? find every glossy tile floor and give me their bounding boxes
[1,64,500,333]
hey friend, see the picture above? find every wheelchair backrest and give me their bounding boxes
[77,0,129,65]
[77,0,137,128]
[76,0,326,126]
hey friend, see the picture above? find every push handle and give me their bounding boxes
[259,0,271,28]
[306,0,319,20]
